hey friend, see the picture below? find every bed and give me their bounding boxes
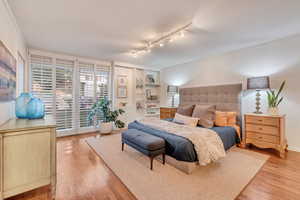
[128,84,242,173]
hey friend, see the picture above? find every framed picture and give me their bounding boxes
[117,75,127,87]
[0,41,16,102]
[146,74,155,84]
[117,86,127,98]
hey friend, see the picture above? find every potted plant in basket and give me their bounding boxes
[266,80,286,115]
[88,97,125,134]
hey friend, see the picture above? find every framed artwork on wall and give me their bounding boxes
[117,75,127,87]
[117,75,128,98]
[117,87,127,98]
[0,41,16,102]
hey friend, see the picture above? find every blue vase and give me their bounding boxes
[26,97,45,119]
[15,93,33,118]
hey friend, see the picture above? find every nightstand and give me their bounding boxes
[244,113,287,158]
[160,107,177,119]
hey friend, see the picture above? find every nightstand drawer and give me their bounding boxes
[246,124,279,136]
[160,107,177,120]
[161,110,171,114]
[246,132,279,144]
[244,114,286,158]
[246,116,279,126]
[246,138,278,149]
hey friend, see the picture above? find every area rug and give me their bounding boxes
[86,134,269,200]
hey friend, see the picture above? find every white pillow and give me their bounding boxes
[173,113,199,127]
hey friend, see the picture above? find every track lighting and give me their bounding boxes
[180,31,185,38]
[130,22,191,57]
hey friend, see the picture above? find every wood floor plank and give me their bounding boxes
[7,132,300,200]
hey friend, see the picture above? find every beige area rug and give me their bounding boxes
[86,134,269,200]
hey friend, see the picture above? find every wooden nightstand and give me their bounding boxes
[244,113,287,158]
[160,107,177,119]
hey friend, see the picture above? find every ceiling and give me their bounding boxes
[8,0,300,69]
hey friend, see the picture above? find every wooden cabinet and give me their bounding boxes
[244,113,287,158]
[0,117,56,199]
[160,107,177,120]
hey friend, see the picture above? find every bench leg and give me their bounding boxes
[122,143,124,151]
[150,156,153,170]
[162,153,165,165]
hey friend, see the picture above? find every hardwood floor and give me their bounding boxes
[7,132,300,200]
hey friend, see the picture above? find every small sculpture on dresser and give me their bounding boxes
[15,92,45,119]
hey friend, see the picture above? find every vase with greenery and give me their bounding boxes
[88,97,125,134]
[266,80,285,115]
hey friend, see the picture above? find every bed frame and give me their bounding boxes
[161,83,242,174]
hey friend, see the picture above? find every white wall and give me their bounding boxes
[0,0,27,125]
[114,66,136,125]
[161,34,300,152]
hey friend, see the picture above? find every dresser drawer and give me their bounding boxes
[246,132,279,144]
[246,124,279,136]
[245,116,279,126]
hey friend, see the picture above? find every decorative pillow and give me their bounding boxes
[227,112,237,126]
[215,111,228,126]
[215,111,237,127]
[192,104,216,128]
[176,105,195,116]
[173,113,199,127]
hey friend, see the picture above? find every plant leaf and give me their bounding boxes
[276,97,283,106]
[266,91,272,107]
[275,80,286,100]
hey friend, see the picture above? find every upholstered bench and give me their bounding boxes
[121,129,165,170]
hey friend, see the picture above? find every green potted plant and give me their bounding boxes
[88,97,125,134]
[266,81,286,115]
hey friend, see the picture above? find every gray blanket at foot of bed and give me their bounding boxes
[128,120,239,162]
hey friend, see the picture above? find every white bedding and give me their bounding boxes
[138,117,226,166]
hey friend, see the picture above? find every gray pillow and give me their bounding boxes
[192,104,216,128]
[177,105,195,116]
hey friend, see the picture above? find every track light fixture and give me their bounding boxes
[130,22,192,57]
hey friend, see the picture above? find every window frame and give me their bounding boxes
[29,50,112,136]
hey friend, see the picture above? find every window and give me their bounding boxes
[78,63,111,128]
[95,65,110,121]
[79,62,95,128]
[30,55,54,116]
[55,59,74,130]
[30,52,111,135]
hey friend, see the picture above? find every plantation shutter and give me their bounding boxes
[55,59,74,130]
[30,51,112,134]
[95,65,110,121]
[30,55,54,116]
[79,62,95,128]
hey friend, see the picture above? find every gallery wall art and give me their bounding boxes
[0,41,16,102]
[117,75,128,98]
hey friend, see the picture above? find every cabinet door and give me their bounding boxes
[3,129,51,197]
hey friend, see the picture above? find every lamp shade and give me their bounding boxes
[167,85,179,94]
[247,76,270,90]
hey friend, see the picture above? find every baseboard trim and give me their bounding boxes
[288,146,300,152]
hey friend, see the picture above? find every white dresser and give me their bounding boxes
[0,117,56,199]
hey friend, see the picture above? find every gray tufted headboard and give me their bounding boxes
[179,84,243,126]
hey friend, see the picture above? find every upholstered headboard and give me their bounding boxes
[179,84,242,125]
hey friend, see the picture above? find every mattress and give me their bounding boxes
[128,120,239,162]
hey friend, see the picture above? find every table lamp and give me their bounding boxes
[167,85,179,107]
[247,76,270,114]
